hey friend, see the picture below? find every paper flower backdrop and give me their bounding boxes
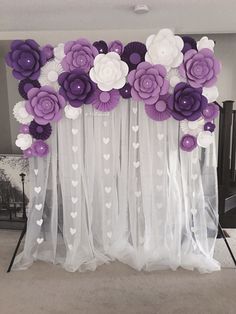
[6,29,221,157]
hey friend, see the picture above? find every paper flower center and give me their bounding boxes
[143,77,153,89]
[36,126,44,133]
[130,52,141,65]
[155,100,166,112]
[47,70,58,82]
[99,92,111,103]
[182,136,195,148]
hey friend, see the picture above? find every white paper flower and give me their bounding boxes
[39,60,63,90]
[166,68,186,93]
[197,36,215,52]
[197,131,213,148]
[54,43,65,62]
[15,134,33,150]
[202,86,219,103]
[181,119,204,136]
[64,104,82,119]
[89,52,128,91]
[145,28,184,71]
[13,101,34,124]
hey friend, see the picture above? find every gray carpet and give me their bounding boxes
[0,230,236,314]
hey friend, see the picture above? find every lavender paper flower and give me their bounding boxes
[121,42,147,71]
[32,140,49,157]
[202,102,219,121]
[108,40,123,55]
[90,88,120,112]
[18,78,41,100]
[145,94,171,121]
[180,134,197,152]
[29,120,52,140]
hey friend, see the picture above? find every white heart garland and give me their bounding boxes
[71,180,78,187]
[70,212,78,218]
[37,238,44,244]
[72,197,78,204]
[72,128,78,135]
[34,186,41,194]
[70,228,76,235]
[36,219,43,226]
[35,204,42,211]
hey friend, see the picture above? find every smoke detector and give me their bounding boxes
[134,4,150,14]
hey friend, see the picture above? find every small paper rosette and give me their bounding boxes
[13,101,34,124]
[64,104,82,120]
[15,133,33,150]
[38,60,63,90]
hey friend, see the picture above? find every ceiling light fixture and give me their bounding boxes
[134,4,150,14]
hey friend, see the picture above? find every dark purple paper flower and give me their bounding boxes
[19,124,30,134]
[181,36,197,54]
[204,122,215,132]
[90,88,120,112]
[5,39,47,80]
[58,69,95,108]
[32,140,49,157]
[168,82,207,121]
[62,38,98,73]
[128,62,169,105]
[42,44,54,61]
[26,86,65,125]
[18,79,41,100]
[119,83,132,99]
[180,134,197,152]
[29,120,52,140]
[179,48,221,88]
[108,40,123,55]
[145,94,171,121]
[202,102,219,121]
[121,42,147,71]
[93,40,108,54]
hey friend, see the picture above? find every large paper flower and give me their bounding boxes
[26,86,66,125]
[18,79,41,100]
[13,101,34,124]
[89,52,128,91]
[128,62,169,105]
[39,60,63,90]
[145,29,184,71]
[15,133,33,150]
[62,39,98,73]
[59,70,95,107]
[121,42,147,71]
[64,104,82,119]
[90,88,120,112]
[29,120,52,140]
[168,82,208,121]
[32,140,49,157]
[180,134,197,152]
[5,39,46,80]
[179,49,221,88]
[181,36,197,54]
[145,94,171,121]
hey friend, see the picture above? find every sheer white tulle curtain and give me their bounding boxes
[14,99,220,273]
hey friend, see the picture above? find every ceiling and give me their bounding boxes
[0,0,236,34]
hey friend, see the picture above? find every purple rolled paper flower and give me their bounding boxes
[168,82,208,121]
[19,124,30,134]
[58,69,95,108]
[90,88,120,112]
[32,140,49,157]
[181,36,197,54]
[93,40,108,54]
[62,38,98,73]
[42,44,54,61]
[145,94,171,121]
[179,48,221,88]
[180,134,197,152]
[202,102,219,121]
[204,122,215,132]
[23,147,34,158]
[5,39,47,80]
[29,120,52,140]
[108,40,123,55]
[121,42,147,71]
[119,83,132,99]
[128,61,169,105]
[18,78,41,100]
[26,86,66,125]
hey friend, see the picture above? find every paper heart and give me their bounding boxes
[105,186,111,194]
[37,238,44,244]
[34,169,38,175]
[70,228,76,235]
[72,146,78,153]
[68,244,73,250]
[103,121,108,127]
[36,219,43,226]
[191,226,197,233]
[191,174,198,181]
[72,164,78,170]
[132,125,139,132]
[72,180,78,187]
[105,202,112,209]
[132,142,140,149]
[157,151,163,158]
[157,133,164,141]
[192,191,196,198]
[103,154,110,161]
[103,137,110,144]
[72,128,78,135]
[72,197,78,204]
[35,204,42,211]
[157,169,163,176]
[107,231,112,239]
[156,185,162,191]
[191,208,198,216]
[157,203,163,209]
[70,211,78,218]
[133,161,140,168]
[132,107,138,114]
[34,186,41,194]
[104,168,110,175]
[135,191,141,198]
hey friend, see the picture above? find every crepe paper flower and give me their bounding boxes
[197,36,215,52]
[19,124,30,134]
[26,86,66,125]
[145,94,171,121]
[54,43,65,62]
[119,83,132,99]
[64,104,82,119]
[29,120,52,140]
[90,88,120,112]
[204,122,216,132]
[202,86,219,103]
[197,131,213,148]
[13,101,34,124]
[62,39,98,73]
[180,134,197,152]
[59,70,95,107]
[23,147,34,158]
[128,62,169,105]
[90,52,128,91]
[179,49,221,88]
[168,82,208,121]
[15,133,33,150]
[42,44,54,61]
[5,39,47,80]
[108,40,123,55]
[32,140,49,157]
[38,60,63,90]
[18,79,41,100]
[121,42,147,71]
[180,118,204,136]
[202,102,219,121]
[145,29,184,71]
[181,36,197,54]
[93,40,108,54]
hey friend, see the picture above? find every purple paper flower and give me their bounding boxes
[29,120,52,140]
[180,134,197,152]
[179,48,221,88]
[5,39,46,80]
[108,40,123,55]
[93,40,108,54]
[58,70,95,108]
[145,94,171,121]
[168,82,207,121]
[32,140,49,157]
[42,44,54,61]
[128,62,169,105]
[204,122,215,132]
[23,147,34,158]
[19,124,30,134]
[119,83,132,99]
[26,86,65,125]
[62,38,98,73]
[181,36,197,54]
[18,79,41,100]
[121,42,147,71]
[202,102,219,121]
[90,88,120,112]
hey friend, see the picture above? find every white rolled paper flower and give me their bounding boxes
[145,28,184,71]
[89,52,129,91]
[15,134,33,150]
[181,119,204,136]
[202,86,219,103]
[54,43,65,62]
[13,101,34,124]
[39,60,63,90]
[64,104,82,120]
[197,131,213,148]
[197,36,215,51]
